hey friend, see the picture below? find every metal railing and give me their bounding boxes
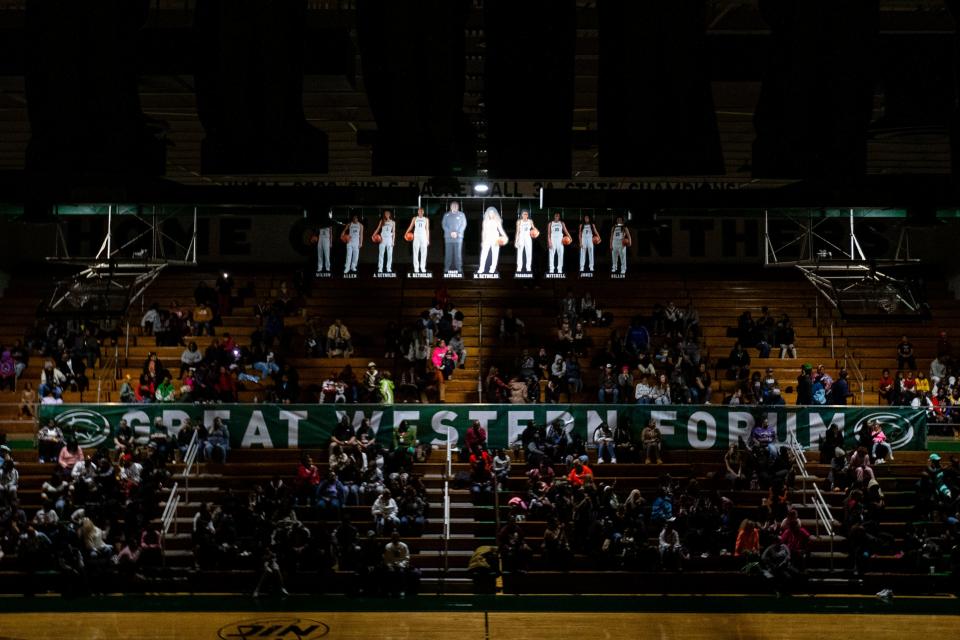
[96,343,121,403]
[440,431,452,594]
[842,349,866,406]
[160,481,180,536]
[476,294,483,402]
[159,481,181,568]
[788,435,837,570]
[181,429,200,502]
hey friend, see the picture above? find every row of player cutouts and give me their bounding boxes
[315,205,633,277]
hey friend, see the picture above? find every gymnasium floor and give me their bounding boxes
[0,595,956,639]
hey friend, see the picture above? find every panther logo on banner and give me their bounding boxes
[51,408,113,448]
[851,411,915,450]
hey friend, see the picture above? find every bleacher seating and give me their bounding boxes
[1,266,958,596]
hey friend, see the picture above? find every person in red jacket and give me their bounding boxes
[295,453,321,505]
[567,459,593,487]
[215,366,238,402]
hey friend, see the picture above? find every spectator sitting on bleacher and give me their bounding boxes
[446,331,466,370]
[650,373,671,405]
[59,353,87,393]
[598,364,618,403]
[777,320,797,359]
[57,439,83,476]
[614,364,632,404]
[727,342,750,380]
[507,376,527,404]
[116,374,134,403]
[641,420,663,464]
[915,370,931,396]
[749,418,778,460]
[482,366,506,402]
[624,320,650,358]
[326,319,353,357]
[795,363,813,405]
[337,362,360,402]
[155,374,176,402]
[39,360,65,399]
[204,417,230,463]
[658,518,687,570]
[193,301,214,337]
[930,356,947,385]
[688,362,712,404]
[362,362,380,402]
[593,421,616,464]
[316,470,347,516]
[372,489,400,535]
[561,353,582,398]
[897,335,916,370]
[867,420,894,463]
[0,459,18,506]
[214,366,238,402]
[383,530,420,597]
[847,446,875,484]
[579,291,598,325]
[0,350,15,392]
[634,376,653,405]
[556,319,574,353]
[11,340,27,381]
[179,341,202,378]
[37,420,63,463]
[877,368,894,405]
[176,419,202,462]
[18,381,35,418]
[140,303,160,337]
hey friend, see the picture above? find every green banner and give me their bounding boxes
[38,404,927,452]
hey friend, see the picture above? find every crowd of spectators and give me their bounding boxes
[189,417,427,597]
[878,333,960,437]
[482,294,713,407]
[452,414,830,592]
[307,287,466,404]
[453,412,960,594]
[0,428,171,595]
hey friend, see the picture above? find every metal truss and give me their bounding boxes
[764,209,922,318]
[45,204,197,316]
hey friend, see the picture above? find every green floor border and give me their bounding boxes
[0,594,957,616]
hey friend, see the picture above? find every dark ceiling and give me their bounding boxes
[0,0,954,186]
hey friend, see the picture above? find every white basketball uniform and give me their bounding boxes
[548,221,564,273]
[317,226,332,272]
[480,218,505,274]
[345,222,361,273]
[611,224,627,274]
[580,224,594,272]
[378,220,395,272]
[516,219,533,272]
[412,217,429,272]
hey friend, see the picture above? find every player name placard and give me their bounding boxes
[343,272,358,279]
[473,273,500,279]
[373,272,397,279]
[611,273,626,279]
[545,273,566,279]
[443,271,463,279]
[314,271,332,278]
[407,271,433,279]
[579,272,594,278]
[514,272,534,279]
